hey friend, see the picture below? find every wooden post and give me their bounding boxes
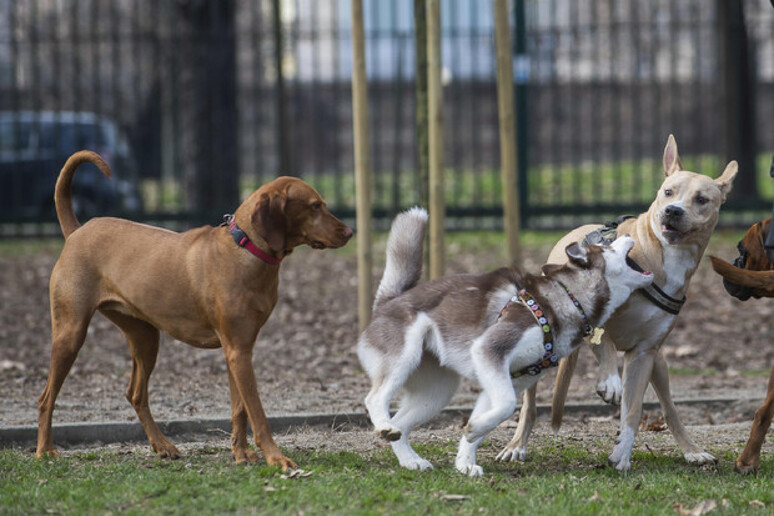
[351,0,372,331]
[494,0,521,266]
[427,0,444,279]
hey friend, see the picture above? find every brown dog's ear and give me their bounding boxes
[252,192,287,253]
[714,160,738,202]
[565,242,589,267]
[662,134,683,176]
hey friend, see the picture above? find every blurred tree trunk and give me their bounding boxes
[717,0,757,200]
[178,0,240,219]
[414,0,429,209]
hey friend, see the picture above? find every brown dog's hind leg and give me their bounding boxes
[227,368,260,464]
[223,345,296,471]
[103,310,180,459]
[37,312,92,458]
[735,366,774,475]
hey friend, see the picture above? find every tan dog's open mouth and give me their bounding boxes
[660,223,685,241]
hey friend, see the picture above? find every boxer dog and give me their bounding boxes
[358,208,652,476]
[710,218,774,474]
[496,135,738,471]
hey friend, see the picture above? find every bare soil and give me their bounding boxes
[1,232,772,460]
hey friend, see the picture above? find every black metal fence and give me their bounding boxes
[1,0,772,236]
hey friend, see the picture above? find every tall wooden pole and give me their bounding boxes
[427,0,444,279]
[494,0,521,266]
[351,0,372,331]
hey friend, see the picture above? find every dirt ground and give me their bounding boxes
[1,231,773,460]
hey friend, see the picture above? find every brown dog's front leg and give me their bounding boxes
[227,368,261,464]
[735,366,774,475]
[224,347,297,471]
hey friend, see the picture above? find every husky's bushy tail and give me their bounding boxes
[373,207,428,309]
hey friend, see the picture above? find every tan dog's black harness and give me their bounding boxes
[582,216,686,315]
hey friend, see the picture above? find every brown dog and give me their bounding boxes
[710,218,774,474]
[37,151,352,470]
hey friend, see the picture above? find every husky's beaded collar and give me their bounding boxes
[499,282,592,379]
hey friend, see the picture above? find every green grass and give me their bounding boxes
[1,443,771,515]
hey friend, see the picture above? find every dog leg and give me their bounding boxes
[734,366,774,474]
[389,363,459,471]
[223,345,296,470]
[650,350,715,465]
[104,311,181,459]
[495,384,537,462]
[591,334,622,405]
[608,348,656,471]
[456,393,491,477]
[227,368,261,464]
[37,309,92,458]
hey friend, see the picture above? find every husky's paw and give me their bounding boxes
[495,445,527,462]
[376,426,402,441]
[684,452,716,465]
[608,444,632,472]
[455,462,484,477]
[596,374,622,405]
[400,457,434,471]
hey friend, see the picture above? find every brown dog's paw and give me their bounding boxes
[152,441,182,459]
[36,448,59,459]
[734,457,758,475]
[234,448,261,465]
[266,454,297,471]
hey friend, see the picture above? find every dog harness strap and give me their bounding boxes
[624,257,685,315]
[223,214,282,266]
[507,289,559,379]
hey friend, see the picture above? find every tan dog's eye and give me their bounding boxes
[695,195,707,205]
[312,202,322,211]
[664,189,673,197]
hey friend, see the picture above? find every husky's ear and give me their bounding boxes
[565,242,589,267]
[663,134,683,176]
[541,263,563,276]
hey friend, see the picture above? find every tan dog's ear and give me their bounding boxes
[662,134,683,176]
[252,192,287,253]
[714,160,738,202]
[541,263,563,276]
[565,242,589,267]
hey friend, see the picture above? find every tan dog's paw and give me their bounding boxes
[596,374,622,405]
[684,451,716,465]
[495,445,528,462]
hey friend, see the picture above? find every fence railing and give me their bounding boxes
[0,0,772,237]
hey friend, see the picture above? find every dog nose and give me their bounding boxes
[342,226,354,239]
[664,205,684,218]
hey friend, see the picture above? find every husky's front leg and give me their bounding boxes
[456,392,491,477]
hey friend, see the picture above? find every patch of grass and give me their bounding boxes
[1,442,772,515]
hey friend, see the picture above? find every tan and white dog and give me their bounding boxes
[358,208,653,476]
[496,135,738,471]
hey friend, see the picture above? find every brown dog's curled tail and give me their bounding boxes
[54,150,112,239]
[709,255,774,289]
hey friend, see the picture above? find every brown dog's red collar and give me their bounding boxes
[223,214,282,266]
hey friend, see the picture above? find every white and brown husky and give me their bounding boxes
[357,208,653,476]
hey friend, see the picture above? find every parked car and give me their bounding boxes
[0,111,142,220]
